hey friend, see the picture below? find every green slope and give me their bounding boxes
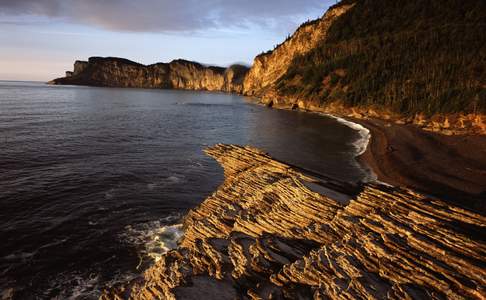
[276,0,486,116]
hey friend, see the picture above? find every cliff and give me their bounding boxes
[101,145,486,299]
[242,0,486,135]
[50,57,248,93]
[242,3,355,97]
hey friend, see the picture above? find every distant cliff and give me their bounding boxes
[50,57,248,93]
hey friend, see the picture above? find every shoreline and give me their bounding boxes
[321,114,377,182]
[353,117,486,214]
[256,101,486,214]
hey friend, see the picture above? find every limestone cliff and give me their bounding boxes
[50,57,248,93]
[102,145,486,300]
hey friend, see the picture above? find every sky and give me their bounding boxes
[0,0,334,81]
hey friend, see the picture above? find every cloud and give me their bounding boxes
[0,0,329,33]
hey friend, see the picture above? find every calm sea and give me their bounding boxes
[0,81,370,299]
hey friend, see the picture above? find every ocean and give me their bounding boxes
[0,81,370,298]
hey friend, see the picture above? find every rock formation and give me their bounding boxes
[50,57,248,93]
[101,145,486,299]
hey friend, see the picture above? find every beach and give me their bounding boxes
[356,118,486,213]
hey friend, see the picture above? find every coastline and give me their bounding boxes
[251,100,486,214]
[253,100,486,214]
[94,97,486,299]
[99,102,486,298]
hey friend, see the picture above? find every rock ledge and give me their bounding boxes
[102,144,486,300]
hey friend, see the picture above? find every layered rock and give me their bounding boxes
[50,57,248,93]
[102,144,486,299]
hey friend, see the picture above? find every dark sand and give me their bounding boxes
[355,118,486,214]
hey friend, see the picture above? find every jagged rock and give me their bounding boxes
[101,144,486,299]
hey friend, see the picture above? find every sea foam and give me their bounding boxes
[323,114,378,182]
[324,115,371,156]
[121,214,184,267]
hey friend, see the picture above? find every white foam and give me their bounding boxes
[147,224,183,261]
[3,252,36,262]
[120,214,184,267]
[166,176,182,183]
[322,114,378,182]
[45,271,101,300]
[324,114,371,156]
[43,217,184,299]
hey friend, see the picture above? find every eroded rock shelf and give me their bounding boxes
[102,145,486,300]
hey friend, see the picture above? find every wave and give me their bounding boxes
[323,114,378,182]
[324,115,371,156]
[45,272,101,300]
[39,215,184,299]
[179,103,233,108]
[120,214,184,266]
[147,175,186,190]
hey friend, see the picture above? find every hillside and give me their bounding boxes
[244,0,486,134]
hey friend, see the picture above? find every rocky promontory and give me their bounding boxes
[49,57,248,93]
[101,144,486,299]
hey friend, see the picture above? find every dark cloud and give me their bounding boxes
[0,0,329,32]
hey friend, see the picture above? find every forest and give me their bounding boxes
[276,0,486,116]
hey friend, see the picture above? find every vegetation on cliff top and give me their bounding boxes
[276,0,486,116]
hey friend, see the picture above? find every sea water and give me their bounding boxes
[0,81,370,298]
